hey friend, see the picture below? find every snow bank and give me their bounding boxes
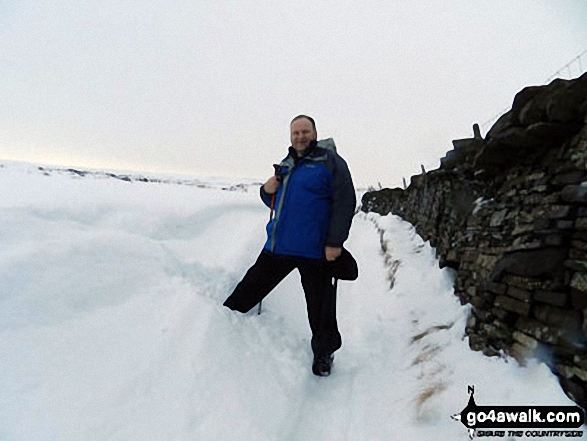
[0,162,581,441]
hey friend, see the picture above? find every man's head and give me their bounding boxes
[290,115,317,154]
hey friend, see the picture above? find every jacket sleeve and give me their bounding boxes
[326,154,356,247]
[260,185,273,208]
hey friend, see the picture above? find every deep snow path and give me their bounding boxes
[0,165,579,441]
[274,216,393,441]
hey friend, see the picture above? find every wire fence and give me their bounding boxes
[545,49,587,83]
[480,48,587,133]
[396,49,587,190]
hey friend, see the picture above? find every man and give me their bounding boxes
[223,115,356,376]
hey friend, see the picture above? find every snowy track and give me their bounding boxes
[0,163,580,441]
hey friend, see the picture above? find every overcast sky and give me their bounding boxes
[1,1,586,187]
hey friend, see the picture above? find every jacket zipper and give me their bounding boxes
[270,171,292,252]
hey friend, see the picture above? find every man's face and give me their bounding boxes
[290,118,317,154]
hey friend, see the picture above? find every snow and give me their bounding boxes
[0,161,582,440]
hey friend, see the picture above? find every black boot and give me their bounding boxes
[312,353,334,377]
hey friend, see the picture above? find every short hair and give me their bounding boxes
[290,115,316,131]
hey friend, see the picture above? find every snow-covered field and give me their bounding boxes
[0,161,581,440]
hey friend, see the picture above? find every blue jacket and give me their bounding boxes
[260,140,356,259]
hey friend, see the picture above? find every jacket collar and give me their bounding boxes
[288,140,318,162]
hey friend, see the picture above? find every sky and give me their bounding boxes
[1,0,586,188]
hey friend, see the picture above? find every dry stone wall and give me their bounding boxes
[362,73,587,407]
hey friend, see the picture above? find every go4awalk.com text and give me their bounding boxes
[452,387,585,439]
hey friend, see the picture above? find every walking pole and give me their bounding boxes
[258,193,277,315]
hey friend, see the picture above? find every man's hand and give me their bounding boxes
[263,176,280,194]
[325,246,342,262]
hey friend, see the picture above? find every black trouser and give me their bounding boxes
[223,250,342,356]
